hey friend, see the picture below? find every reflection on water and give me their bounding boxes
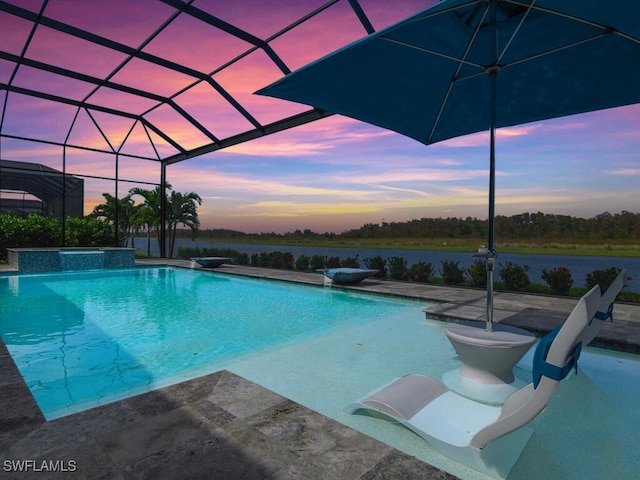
[0,267,423,419]
[0,271,156,419]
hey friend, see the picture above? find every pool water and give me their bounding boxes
[0,267,426,419]
[2,267,639,479]
[228,321,640,480]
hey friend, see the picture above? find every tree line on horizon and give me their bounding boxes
[193,211,640,241]
[343,211,640,241]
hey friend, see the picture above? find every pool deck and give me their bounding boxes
[1,260,639,479]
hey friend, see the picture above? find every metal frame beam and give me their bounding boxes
[0,0,378,258]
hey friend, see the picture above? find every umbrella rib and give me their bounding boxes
[506,1,640,65]
[382,27,487,144]
[529,2,632,38]
[417,2,492,144]
[504,32,616,70]
[497,0,535,64]
[381,36,485,71]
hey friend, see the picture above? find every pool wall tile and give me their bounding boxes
[7,248,135,273]
[59,251,105,271]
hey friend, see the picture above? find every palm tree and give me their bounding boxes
[90,193,137,246]
[129,185,170,256]
[166,190,202,258]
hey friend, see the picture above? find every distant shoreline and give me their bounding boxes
[182,235,640,258]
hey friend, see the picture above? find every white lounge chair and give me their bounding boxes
[517,268,627,371]
[344,285,602,479]
[582,268,627,345]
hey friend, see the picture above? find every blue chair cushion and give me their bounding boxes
[532,325,582,388]
[593,302,614,321]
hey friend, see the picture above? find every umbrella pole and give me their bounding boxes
[486,0,498,330]
[486,125,496,332]
[485,0,498,332]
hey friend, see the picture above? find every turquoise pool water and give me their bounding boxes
[0,267,425,419]
[2,267,639,479]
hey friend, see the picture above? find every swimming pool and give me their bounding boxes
[2,266,639,480]
[0,266,426,419]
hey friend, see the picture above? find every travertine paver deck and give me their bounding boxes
[1,260,639,479]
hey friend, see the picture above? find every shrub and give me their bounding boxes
[0,213,62,260]
[341,255,360,268]
[0,213,122,261]
[468,259,487,288]
[326,256,341,268]
[177,246,201,259]
[440,260,466,285]
[541,266,574,295]
[250,253,259,267]
[408,261,433,283]
[236,252,249,265]
[388,256,407,280]
[269,251,284,269]
[586,267,623,292]
[295,254,310,271]
[208,247,242,260]
[310,255,326,271]
[499,261,531,291]
[363,256,387,278]
[283,252,295,270]
[259,252,270,267]
[65,216,114,247]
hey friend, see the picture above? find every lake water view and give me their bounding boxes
[132,238,640,292]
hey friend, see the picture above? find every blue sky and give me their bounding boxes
[167,103,640,233]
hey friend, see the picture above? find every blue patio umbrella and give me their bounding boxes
[257,0,640,329]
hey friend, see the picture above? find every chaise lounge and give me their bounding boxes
[345,285,602,479]
[516,268,627,372]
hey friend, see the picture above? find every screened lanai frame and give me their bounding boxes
[0,0,411,257]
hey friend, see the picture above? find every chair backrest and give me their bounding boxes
[471,285,601,450]
[582,269,627,345]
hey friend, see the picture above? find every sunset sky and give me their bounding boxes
[1,0,639,234]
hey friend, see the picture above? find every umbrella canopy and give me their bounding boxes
[257,0,640,328]
[258,0,640,144]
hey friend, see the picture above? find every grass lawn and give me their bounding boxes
[193,234,640,258]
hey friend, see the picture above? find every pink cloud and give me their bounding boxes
[604,168,640,176]
[12,65,95,101]
[359,1,439,30]
[2,93,80,142]
[43,0,175,48]
[142,14,252,73]
[0,10,35,55]
[26,26,127,77]
[267,3,369,71]
[173,82,255,139]
[214,49,309,125]
[109,58,197,98]
[201,0,339,40]
[87,87,160,116]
